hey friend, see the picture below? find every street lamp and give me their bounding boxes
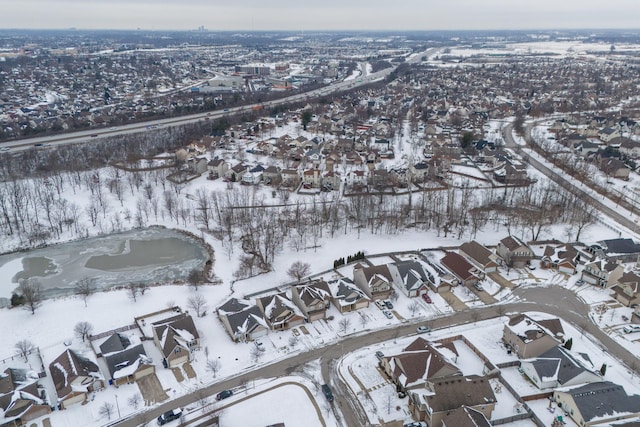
[115,394,121,418]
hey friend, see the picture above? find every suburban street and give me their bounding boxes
[113,285,639,427]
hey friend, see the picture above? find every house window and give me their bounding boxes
[175,348,181,353]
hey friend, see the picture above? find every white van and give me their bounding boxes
[623,324,640,334]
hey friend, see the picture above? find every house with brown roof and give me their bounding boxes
[458,241,499,273]
[581,258,625,288]
[611,272,640,307]
[440,252,483,287]
[496,236,535,268]
[441,406,491,427]
[540,244,580,274]
[291,280,332,322]
[502,314,565,359]
[0,368,51,427]
[207,158,228,180]
[151,312,200,368]
[353,264,394,301]
[380,338,462,392]
[256,292,306,331]
[49,349,103,409]
[408,375,496,427]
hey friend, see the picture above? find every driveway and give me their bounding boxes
[489,271,515,290]
[137,373,169,405]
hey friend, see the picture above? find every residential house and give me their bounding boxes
[611,272,640,307]
[0,368,51,427]
[322,171,340,190]
[553,381,640,427]
[599,127,621,143]
[388,261,433,297]
[408,376,496,427]
[380,338,462,392]
[600,158,630,180]
[581,259,624,288]
[345,170,367,188]
[458,241,500,274]
[49,349,103,409]
[281,169,300,187]
[502,314,565,359]
[441,406,492,427]
[217,298,269,342]
[262,165,281,185]
[353,264,394,301]
[151,313,200,368]
[291,280,332,322]
[519,346,601,390]
[496,236,535,268]
[225,163,248,182]
[440,252,483,287]
[256,292,306,331]
[595,238,640,263]
[327,277,370,312]
[242,164,264,185]
[98,333,155,386]
[540,244,580,274]
[186,156,208,175]
[207,158,228,180]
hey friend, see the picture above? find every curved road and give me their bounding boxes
[114,285,639,427]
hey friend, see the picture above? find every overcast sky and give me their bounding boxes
[1,0,639,31]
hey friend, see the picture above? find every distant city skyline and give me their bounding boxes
[1,0,639,31]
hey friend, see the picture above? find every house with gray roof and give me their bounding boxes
[553,381,640,426]
[503,314,565,359]
[388,261,433,297]
[217,298,268,342]
[441,406,491,427]
[0,368,51,427]
[519,346,601,390]
[327,277,370,313]
[256,292,306,331]
[291,280,332,322]
[98,333,155,386]
[151,312,200,368]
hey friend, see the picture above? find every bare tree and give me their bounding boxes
[75,277,96,307]
[187,293,208,317]
[127,283,140,302]
[74,321,94,342]
[188,268,205,291]
[99,402,115,420]
[127,393,142,410]
[408,300,421,316]
[15,339,35,362]
[18,278,43,315]
[338,317,351,334]
[206,359,221,378]
[287,261,311,282]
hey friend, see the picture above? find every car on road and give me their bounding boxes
[421,293,432,304]
[157,409,182,425]
[416,326,431,334]
[0,147,9,152]
[321,384,334,402]
[216,389,233,400]
[384,300,393,309]
[382,310,393,319]
[375,300,386,310]
[34,143,43,147]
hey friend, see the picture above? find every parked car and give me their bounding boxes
[255,339,265,352]
[321,384,334,402]
[576,279,585,286]
[623,324,640,334]
[375,300,386,310]
[384,300,394,309]
[473,283,483,291]
[416,326,431,334]
[382,310,393,319]
[404,422,427,427]
[375,351,385,361]
[421,293,432,304]
[157,409,182,425]
[216,389,233,400]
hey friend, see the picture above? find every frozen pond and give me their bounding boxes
[0,227,210,304]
